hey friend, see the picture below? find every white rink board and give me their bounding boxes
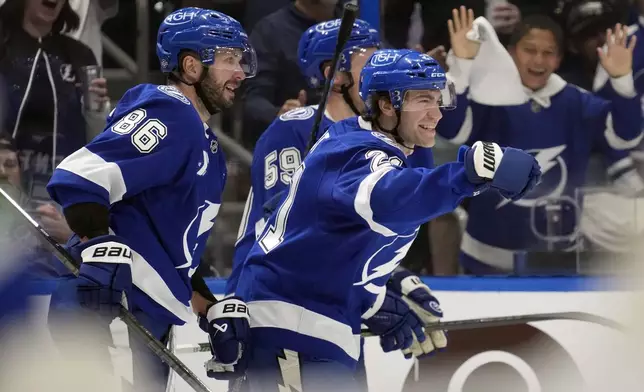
[169,277,644,392]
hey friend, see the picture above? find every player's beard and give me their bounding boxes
[199,74,235,111]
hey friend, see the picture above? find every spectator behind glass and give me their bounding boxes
[0,0,110,207]
[436,9,642,275]
[0,131,72,301]
[241,0,338,148]
[0,131,71,244]
[557,0,631,90]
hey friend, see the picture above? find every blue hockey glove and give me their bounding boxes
[388,270,447,359]
[461,141,541,201]
[68,234,133,320]
[199,297,251,380]
[362,290,426,354]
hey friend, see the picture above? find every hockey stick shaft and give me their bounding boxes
[0,187,213,392]
[175,311,625,354]
[305,2,359,153]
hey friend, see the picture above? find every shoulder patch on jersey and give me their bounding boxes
[157,85,191,105]
[279,106,315,121]
[370,131,404,152]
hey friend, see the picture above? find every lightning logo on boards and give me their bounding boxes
[496,144,568,209]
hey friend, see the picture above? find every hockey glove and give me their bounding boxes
[363,290,426,353]
[388,270,447,359]
[461,141,541,201]
[199,297,251,380]
[68,234,133,320]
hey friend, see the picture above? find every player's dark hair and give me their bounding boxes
[508,14,565,54]
[167,50,200,83]
[0,0,80,35]
[360,92,390,124]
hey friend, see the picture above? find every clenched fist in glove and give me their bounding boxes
[388,269,447,359]
[198,297,251,380]
[362,290,426,353]
[67,234,133,320]
[462,141,541,201]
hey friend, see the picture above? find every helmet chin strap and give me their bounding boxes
[339,73,361,116]
[374,111,415,151]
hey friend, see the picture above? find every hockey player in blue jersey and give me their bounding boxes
[228,18,442,390]
[233,48,541,391]
[228,18,436,295]
[227,18,379,298]
[438,8,643,274]
[45,8,256,390]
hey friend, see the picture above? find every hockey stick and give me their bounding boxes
[174,311,626,354]
[305,1,359,153]
[0,187,213,392]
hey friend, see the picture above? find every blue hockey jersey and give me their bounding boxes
[47,84,227,325]
[437,75,642,273]
[227,106,434,295]
[235,117,483,368]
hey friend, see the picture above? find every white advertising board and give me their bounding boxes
[167,277,643,392]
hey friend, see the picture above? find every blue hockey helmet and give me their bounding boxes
[359,49,456,114]
[156,7,257,78]
[298,18,380,88]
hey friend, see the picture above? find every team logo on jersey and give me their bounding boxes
[60,64,76,83]
[354,231,418,291]
[496,144,568,209]
[157,85,191,105]
[279,106,315,121]
[178,201,220,276]
[370,51,401,67]
[210,139,219,153]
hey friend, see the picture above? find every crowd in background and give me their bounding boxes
[2,0,644,279]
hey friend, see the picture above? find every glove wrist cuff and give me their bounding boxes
[80,239,133,265]
[206,298,249,322]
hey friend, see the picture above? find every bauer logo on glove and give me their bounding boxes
[200,297,251,380]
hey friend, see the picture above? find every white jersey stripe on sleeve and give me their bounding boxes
[354,166,398,237]
[56,147,128,204]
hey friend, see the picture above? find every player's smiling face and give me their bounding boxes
[398,90,443,148]
[203,48,246,109]
[510,28,562,91]
[25,0,65,25]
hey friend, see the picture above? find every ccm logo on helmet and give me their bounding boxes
[370,51,400,66]
[164,10,199,25]
[315,19,341,32]
[431,72,445,77]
